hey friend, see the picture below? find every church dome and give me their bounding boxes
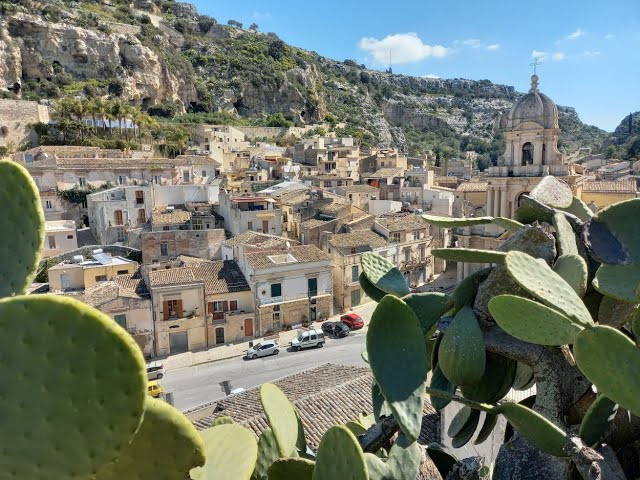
[509,75,558,129]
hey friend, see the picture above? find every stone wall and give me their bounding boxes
[0,99,50,151]
[141,229,226,264]
[235,125,322,141]
[258,294,331,335]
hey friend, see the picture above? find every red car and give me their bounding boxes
[340,313,364,330]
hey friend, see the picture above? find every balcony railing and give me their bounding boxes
[259,288,332,306]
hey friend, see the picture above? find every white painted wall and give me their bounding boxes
[153,185,219,205]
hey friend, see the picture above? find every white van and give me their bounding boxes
[291,329,325,351]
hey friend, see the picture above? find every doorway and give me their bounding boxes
[215,327,225,344]
[521,142,534,165]
[244,318,254,337]
[169,332,189,354]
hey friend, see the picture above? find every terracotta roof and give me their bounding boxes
[190,260,250,294]
[112,272,148,297]
[225,231,295,249]
[455,182,488,192]
[148,267,198,288]
[300,218,333,229]
[434,176,458,184]
[328,230,388,249]
[83,273,148,307]
[245,245,331,270]
[375,214,429,232]
[338,184,380,193]
[278,190,311,206]
[151,206,192,225]
[582,180,637,194]
[369,167,404,179]
[191,364,440,449]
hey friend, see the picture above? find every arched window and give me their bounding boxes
[215,327,225,344]
[521,143,534,166]
[516,192,530,207]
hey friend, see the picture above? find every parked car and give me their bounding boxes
[146,362,165,380]
[340,313,365,330]
[291,329,325,351]
[246,340,280,359]
[147,380,163,398]
[322,321,350,338]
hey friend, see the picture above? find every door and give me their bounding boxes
[60,273,70,290]
[309,307,317,323]
[262,220,269,233]
[215,327,225,345]
[351,289,361,307]
[244,318,254,337]
[169,332,188,354]
[307,278,318,297]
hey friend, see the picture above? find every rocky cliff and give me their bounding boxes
[0,0,608,158]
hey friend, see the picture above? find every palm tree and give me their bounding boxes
[105,100,117,138]
[52,98,76,143]
[109,100,125,138]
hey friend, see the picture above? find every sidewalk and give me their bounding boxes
[162,301,375,371]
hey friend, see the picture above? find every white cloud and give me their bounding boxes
[583,50,601,56]
[531,50,565,62]
[462,38,482,48]
[486,43,500,51]
[423,74,441,79]
[566,28,585,40]
[604,33,614,39]
[551,52,566,61]
[251,11,272,19]
[531,50,548,59]
[359,33,452,65]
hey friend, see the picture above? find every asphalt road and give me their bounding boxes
[162,331,367,412]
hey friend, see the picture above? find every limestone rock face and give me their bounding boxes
[0,14,196,110]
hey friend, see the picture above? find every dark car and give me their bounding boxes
[340,313,365,330]
[321,321,350,338]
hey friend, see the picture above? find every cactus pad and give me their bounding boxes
[460,352,517,403]
[559,196,593,221]
[361,252,411,297]
[0,295,147,480]
[191,423,258,480]
[365,433,421,480]
[515,194,556,225]
[451,267,492,310]
[451,408,480,448]
[0,160,45,297]
[252,428,280,480]
[474,413,499,445]
[403,292,452,334]
[268,458,315,479]
[359,272,387,302]
[448,406,476,438]
[593,263,640,303]
[432,248,506,264]
[95,398,205,479]
[579,395,618,447]
[422,214,494,228]
[492,217,524,232]
[426,443,458,479]
[583,198,640,265]
[553,254,588,297]
[429,364,456,411]
[367,295,427,441]
[574,325,640,417]
[504,251,593,326]
[489,295,584,346]
[553,213,579,257]
[372,382,392,419]
[512,362,535,391]
[438,306,486,386]
[598,296,639,328]
[493,402,568,457]
[529,175,573,209]
[260,383,299,457]
[313,426,368,480]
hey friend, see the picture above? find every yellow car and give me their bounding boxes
[147,380,163,398]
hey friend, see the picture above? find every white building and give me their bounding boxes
[217,191,283,237]
[43,220,78,258]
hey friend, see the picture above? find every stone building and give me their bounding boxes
[335,184,380,210]
[0,99,50,152]
[43,220,78,258]
[236,245,333,335]
[580,180,637,210]
[141,229,226,264]
[217,191,283,237]
[48,251,138,292]
[293,137,360,179]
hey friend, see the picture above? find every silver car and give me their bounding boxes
[146,362,165,380]
[246,340,280,359]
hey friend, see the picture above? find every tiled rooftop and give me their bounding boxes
[225,231,296,249]
[151,206,192,225]
[369,167,404,178]
[375,214,429,232]
[455,182,488,192]
[191,364,440,448]
[148,267,198,287]
[337,184,380,193]
[328,230,388,249]
[300,218,332,229]
[582,180,637,193]
[245,245,331,270]
[83,272,148,307]
[190,260,251,295]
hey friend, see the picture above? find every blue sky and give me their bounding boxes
[191,0,639,131]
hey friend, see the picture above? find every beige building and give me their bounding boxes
[373,214,434,287]
[80,273,154,357]
[581,180,637,210]
[359,149,408,175]
[335,184,380,210]
[43,220,78,258]
[217,192,283,237]
[141,229,226,264]
[294,137,360,179]
[48,251,137,292]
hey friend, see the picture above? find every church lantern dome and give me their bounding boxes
[509,75,558,129]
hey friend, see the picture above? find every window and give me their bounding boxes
[135,190,144,205]
[45,200,53,210]
[350,248,357,255]
[192,218,203,230]
[114,210,123,226]
[308,278,318,297]
[404,249,411,262]
[113,314,127,329]
[413,231,421,241]
[67,235,74,240]
[47,235,56,249]
[78,177,86,188]
[229,300,238,311]
[273,312,281,330]
[163,299,182,320]
[201,170,207,177]
[262,220,269,232]
[118,175,126,185]
[95,275,108,282]
[391,232,401,243]
[116,228,125,242]
[213,301,224,312]
[25,154,33,164]
[183,171,190,182]
[420,246,426,260]
[138,209,146,224]
[153,175,162,185]
[160,242,169,257]
[116,270,128,275]
[248,221,253,230]
[351,265,359,283]
[270,283,282,298]
[273,304,280,312]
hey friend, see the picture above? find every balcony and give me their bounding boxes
[258,288,332,306]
